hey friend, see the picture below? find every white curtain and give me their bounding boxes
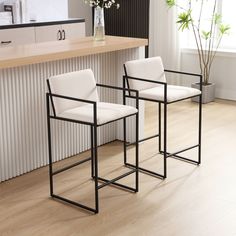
[149,0,180,84]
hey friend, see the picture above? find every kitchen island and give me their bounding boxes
[0,36,148,182]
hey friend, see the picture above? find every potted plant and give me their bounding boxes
[83,0,120,41]
[166,0,230,103]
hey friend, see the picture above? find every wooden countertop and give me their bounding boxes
[0,36,148,69]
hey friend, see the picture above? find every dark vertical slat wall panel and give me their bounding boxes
[104,0,150,57]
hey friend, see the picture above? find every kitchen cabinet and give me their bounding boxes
[35,22,85,43]
[0,19,85,46]
[35,25,62,42]
[0,27,35,47]
[62,22,85,40]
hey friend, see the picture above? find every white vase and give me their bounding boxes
[94,7,105,41]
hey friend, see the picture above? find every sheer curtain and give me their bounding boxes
[149,0,180,84]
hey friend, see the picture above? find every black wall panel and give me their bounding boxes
[104,0,150,56]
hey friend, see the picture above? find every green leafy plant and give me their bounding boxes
[166,0,230,85]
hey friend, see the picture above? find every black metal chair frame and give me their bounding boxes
[46,82,139,214]
[123,67,202,179]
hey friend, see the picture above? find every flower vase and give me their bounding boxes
[94,6,105,41]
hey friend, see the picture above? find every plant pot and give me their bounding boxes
[191,83,215,104]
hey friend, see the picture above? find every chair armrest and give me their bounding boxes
[96,83,139,109]
[96,83,139,96]
[124,75,167,85]
[164,69,202,78]
[46,93,97,124]
[47,93,96,104]
[123,75,168,103]
[164,69,202,91]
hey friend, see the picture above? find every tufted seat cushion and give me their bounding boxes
[58,102,138,125]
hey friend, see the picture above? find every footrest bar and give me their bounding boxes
[171,154,200,165]
[51,194,97,213]
[125,163,165,179]
[97,177,136,192]
[162,145,199,158]
[97,170,136,190]
[126,134,159,147]
[52,157,91,176]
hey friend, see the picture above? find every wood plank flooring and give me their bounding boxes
[0,99,236,236]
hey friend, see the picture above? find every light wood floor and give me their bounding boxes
[1,100,236,236]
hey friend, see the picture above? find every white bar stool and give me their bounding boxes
[123,57,202,179]
[46,69,139,213]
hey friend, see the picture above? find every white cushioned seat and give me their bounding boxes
[48,69,138,125]
[59,102,137,125]
[123,56,202,179]
[139,85,201,103]
[125,57,201,103]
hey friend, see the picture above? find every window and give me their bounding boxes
[220,0,236,49]
[179,0,236,51]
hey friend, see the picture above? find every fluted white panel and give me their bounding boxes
[0,47,145,182]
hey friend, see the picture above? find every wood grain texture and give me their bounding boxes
[0,99,236,236]
[0,36,148,69]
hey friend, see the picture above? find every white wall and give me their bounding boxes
[68,0,92,36]
[181,50,236,101]
[28,0,68,21]
[0,0,68,21]
[0,0,5,11]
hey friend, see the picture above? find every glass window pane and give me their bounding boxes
[220,0,236,49]
[179,0,217,49]
[179,0,236,50]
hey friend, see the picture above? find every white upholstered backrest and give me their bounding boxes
[125,57,166,91]
[48,69,99,114]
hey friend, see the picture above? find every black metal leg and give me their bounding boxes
[198,94,202,165]
[158,102,162,153]
[163,102,167,179]
[91,125,94,178]
[123,80,127,165]
[124,117,127,165]
[93,125,99,213]
[135,112,139,192]
[46,94,54,196]
[159,96,202,166]
[124,101,165,180]
[46,89,140,213]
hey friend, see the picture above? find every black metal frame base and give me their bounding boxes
[125,163,165,179]
[124,143,200,179]
[123,67,202,179]
[46,82,140,214]
[160,144,200,165]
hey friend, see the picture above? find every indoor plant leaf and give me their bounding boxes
[177,11,192,31]
[166,0,175,8]
[201,30,211,40]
